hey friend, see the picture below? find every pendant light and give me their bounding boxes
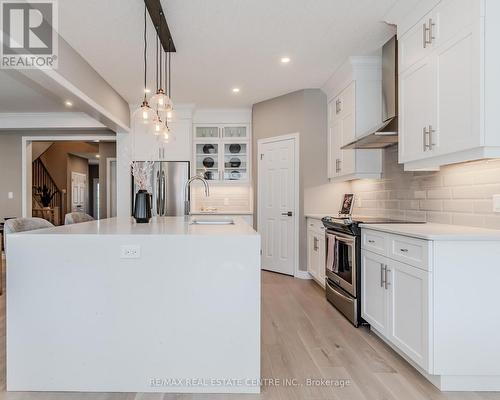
[133,4,154,126]
[165,37,174,122]
[150,12,171,113]
[149,29,167,136]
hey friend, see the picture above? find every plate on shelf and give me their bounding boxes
[229,144,241,154]
[202,157,215,168]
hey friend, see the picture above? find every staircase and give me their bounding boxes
[32,158,63,225]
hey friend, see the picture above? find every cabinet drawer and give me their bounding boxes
[390,236,430,270]
[362,230,387,255]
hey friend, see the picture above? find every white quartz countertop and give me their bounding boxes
[305,213,326,220]
[360,222,500,241]
[14,216,258,237]
[190,211,253,215]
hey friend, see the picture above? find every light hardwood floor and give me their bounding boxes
[0,258,498,400]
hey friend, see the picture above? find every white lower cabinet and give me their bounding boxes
[306,218,326,287]
[361,227,500,391]
[361,250,388,334]
[387,260,430,370]
[362,231,432,372]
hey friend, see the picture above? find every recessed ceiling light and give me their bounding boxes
[280,57,291,64]
[93,140,100,143]
[144,88,151,94]
[64,100,73,107]
[232,87,240,93]
[95,154,100,158]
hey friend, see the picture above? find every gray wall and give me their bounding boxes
[252,89,328,272]
[0,131,115,221]
[0,133,23,219]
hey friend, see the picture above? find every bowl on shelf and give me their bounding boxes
[202,144,216,154]
[230,170,241,180]
[204,171,214,180]
[229,157,241,168]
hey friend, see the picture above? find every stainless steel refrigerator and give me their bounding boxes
[131,161,190,216]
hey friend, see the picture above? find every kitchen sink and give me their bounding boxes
[190,217,235,225]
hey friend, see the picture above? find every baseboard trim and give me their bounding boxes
[294,270,312,280]
[370,327,500,391]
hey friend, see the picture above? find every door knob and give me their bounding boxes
[281,211,293,217]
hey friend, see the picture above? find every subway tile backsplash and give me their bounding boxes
[191,184,252,213]
[351,146,500,229]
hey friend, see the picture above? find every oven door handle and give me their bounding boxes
[326,280,354,302]
[327,230,355,243]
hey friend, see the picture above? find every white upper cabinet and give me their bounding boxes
[399,55,437,163]
[324,57,383,181]
[193,124,250,183]
[397,0,499,170]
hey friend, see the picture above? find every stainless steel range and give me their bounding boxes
[322,215,419,327]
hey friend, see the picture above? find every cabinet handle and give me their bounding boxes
[423,126,430,151]
[423,18,435,48]
[313,236,318,251]
[368,239,375,244]
[338,159,342,172]
[385,267,391,289]
[428,18,436,44]
[400,248,409,253]
[380,264,386,288]
[423,22,427,48]
[428,125,435,149]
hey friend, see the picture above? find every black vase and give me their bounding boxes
[133,190,152,223]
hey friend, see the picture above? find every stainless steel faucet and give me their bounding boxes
[184,175,210,215]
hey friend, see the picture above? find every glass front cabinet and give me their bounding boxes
[193,124,250,183]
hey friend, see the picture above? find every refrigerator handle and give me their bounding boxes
[161,170,167,216]
[156,170,161,215]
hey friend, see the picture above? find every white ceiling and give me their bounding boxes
[0,71,72,113]
[57,0,398,108]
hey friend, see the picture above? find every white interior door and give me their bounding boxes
[258,135,297,276]
[71,172,87,213]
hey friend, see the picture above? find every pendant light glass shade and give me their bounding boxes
[166,108,174,122]
[150,88,172,113]
[150,113,167,136]
[133,100,155,126]
[162,122,175,143]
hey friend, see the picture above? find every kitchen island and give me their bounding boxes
[6,216,261,394]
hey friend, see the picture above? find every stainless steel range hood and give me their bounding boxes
[342,36,398,150]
